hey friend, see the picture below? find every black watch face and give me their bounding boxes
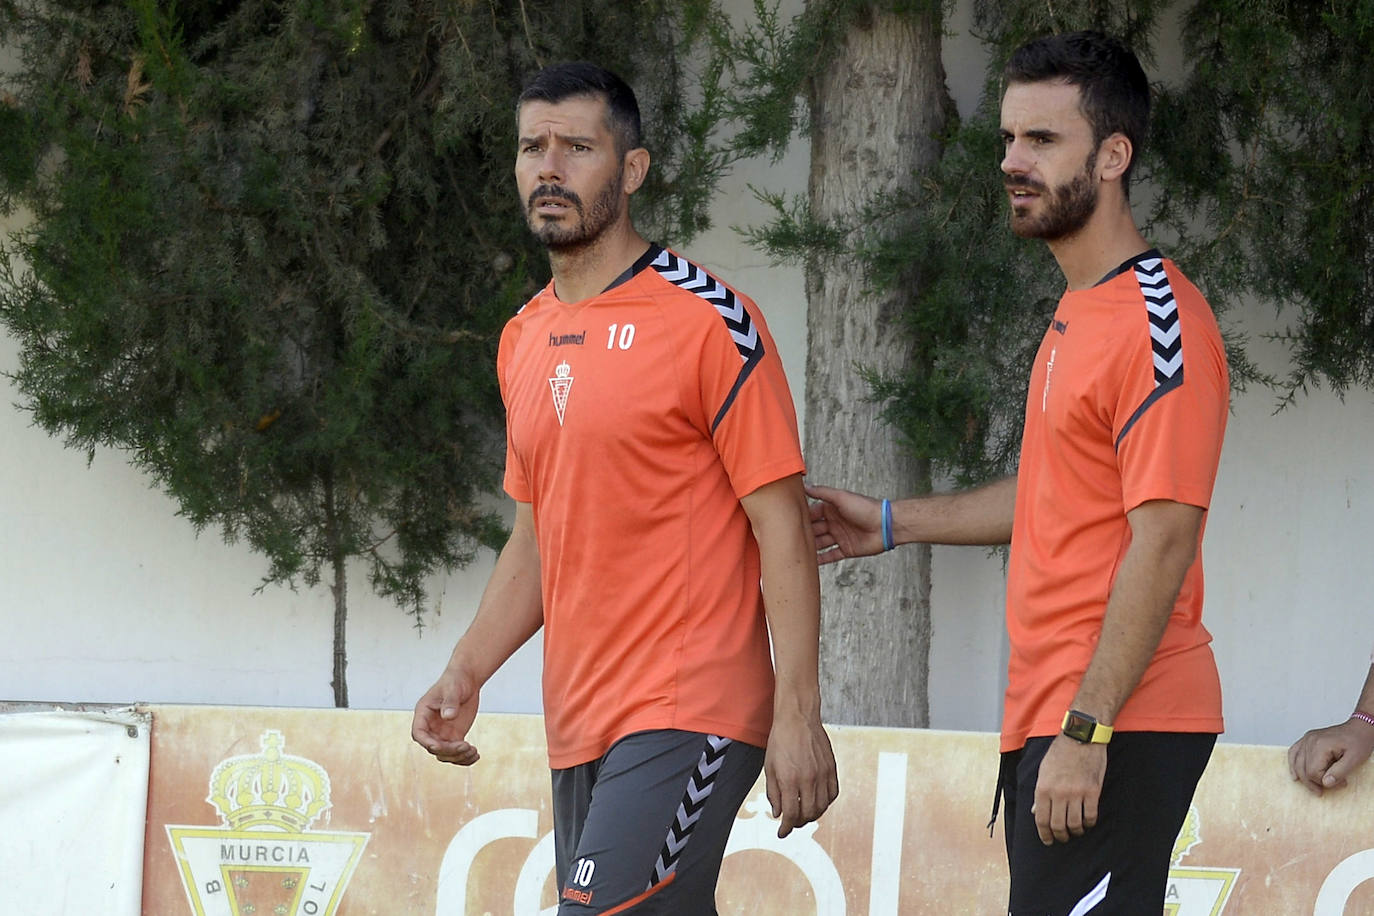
[1063,712,1095,743]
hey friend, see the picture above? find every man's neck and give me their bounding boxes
[1047,198,1150,291]
[548,221,650,304]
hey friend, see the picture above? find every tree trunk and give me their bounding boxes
[330,546,349,708]
[805,5,953,727]
[324,473,349,708]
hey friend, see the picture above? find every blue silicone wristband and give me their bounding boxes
[881,499,894,552]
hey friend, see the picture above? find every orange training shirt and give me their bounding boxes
[497,245,804,769]
[1002,252,1229,752]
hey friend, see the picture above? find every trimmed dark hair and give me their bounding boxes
[517,62,643,156]
[1005,31,1150,190]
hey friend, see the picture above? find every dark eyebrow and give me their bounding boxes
[1000,127,1060,142]
[518,133,598,147]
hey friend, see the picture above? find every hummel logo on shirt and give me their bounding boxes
[549,330,586,347]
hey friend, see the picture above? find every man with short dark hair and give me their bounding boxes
[807,32,1229,913]
[412,61,838,914]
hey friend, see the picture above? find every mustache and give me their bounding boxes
[527,184,583,212]
[1004,177,1048,194]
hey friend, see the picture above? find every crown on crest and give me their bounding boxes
[1171,806,1201,866]
[207,730,331,832]
[554,360,571,378]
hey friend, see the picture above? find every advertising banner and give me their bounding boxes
[141,706,1374,914]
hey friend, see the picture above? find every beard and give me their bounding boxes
[525,166,624,252]
[1006,152,1098,241]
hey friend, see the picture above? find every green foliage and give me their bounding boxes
[709,0,943,162]
[0,0,723,635]
[705,0,831,159]
[970,0,1171,59]
[1151,0,1374,401]
[741,97,1055,484]
[859,103,1057,482]
[712,0,1077,484]
[715,0,1374,485]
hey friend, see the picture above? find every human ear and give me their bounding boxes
[622,148,650,194]
[1098,133,1133,183]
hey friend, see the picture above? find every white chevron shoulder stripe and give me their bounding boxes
[731,327,760,353]
[682,274,713,294]
[1133,260,1183,389]
[1155,351,1184,376]
[650,249,763,365]
[1150,322,1181,347]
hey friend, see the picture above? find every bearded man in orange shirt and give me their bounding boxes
[412,62,837,915]
[808,32,1228,915]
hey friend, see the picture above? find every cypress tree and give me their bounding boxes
[0,0,720,706]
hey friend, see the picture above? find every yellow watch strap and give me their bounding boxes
[1062,709,1114,744]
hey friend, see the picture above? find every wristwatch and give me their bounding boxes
[1061,709,1113,745]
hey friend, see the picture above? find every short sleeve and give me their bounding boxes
[695,292,805,498]
[1112,283,1229,513]
[497,319,533,503]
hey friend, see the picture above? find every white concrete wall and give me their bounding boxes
[2,2,1371,748]
[0,307,542,712]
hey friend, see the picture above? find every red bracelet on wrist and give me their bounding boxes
[1351,711,1374,728]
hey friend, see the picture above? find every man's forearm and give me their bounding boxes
[742,476,823,712]
[446,501,545,684]
[746,474,839,838]
[1070,500,1203,724]
[891,475,1017,547]
[1355,664,1374,714]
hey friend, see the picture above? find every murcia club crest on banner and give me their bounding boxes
[166,730,369,916]
[1165,806,1240,915]
[549,360,574,426]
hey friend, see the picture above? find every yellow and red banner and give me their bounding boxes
[140,706,1374,914]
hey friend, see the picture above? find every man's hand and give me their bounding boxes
[1033,736,1107,845]
[764,707,839,838]
[1288,719,1374,795]
[805,484,883,564]
[411,667,482,766]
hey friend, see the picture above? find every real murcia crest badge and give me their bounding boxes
[166,730,369,916]
[1164,806,1240,915]
[549,360,573,426]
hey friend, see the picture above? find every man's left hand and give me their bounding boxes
[763,708,839,839]
[1289,719,1374,795]
[1032,735,1107,845]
